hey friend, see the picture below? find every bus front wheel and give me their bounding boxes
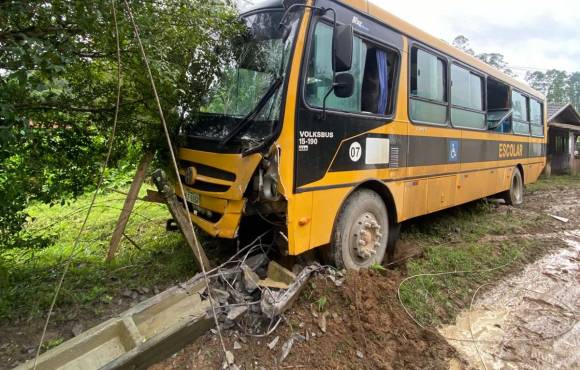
[502,168,524,206]
[328,189,389,270]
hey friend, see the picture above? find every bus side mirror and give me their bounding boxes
[333,72,354,98]
[333,24,353,72]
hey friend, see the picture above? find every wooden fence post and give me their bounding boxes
[106,151,155,262]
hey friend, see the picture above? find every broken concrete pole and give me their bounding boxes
[16,275,211,370]
[267,261,296,285]
[261,264,319,319]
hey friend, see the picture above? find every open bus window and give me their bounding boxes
[361,46,398,115]
[487,78,512,133]
[305,22,399,116]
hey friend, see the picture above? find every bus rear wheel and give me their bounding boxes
[328,189,388,270]
[502,167,524,206]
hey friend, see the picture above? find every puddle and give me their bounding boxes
[441,230,580,370]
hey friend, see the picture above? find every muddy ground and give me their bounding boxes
[151,182,580,370]
[3,179,579,370]
[151,270,463,370]
[440,186,580,369]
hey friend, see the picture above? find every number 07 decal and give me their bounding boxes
[349,142,362,162]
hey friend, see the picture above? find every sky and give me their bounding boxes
[372,0,580,80]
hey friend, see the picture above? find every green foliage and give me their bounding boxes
[526,70,580,110]
[0,185,198,321]
[451,35,515,76]
[315,296,328,312]
[369,262,387,272]
[0,0,243,248]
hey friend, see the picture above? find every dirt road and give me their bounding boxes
[441,231,579,369]
[441,185,580,370]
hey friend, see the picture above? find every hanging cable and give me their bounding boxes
[121,1,230,367]
[32,1,123,368]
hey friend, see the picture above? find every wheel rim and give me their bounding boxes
[513,174,523,204]
[349,212,383,265]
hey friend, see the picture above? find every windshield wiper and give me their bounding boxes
[221,76,283,146]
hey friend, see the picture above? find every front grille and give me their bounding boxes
[180,175,230,193]
[179,160,236,182]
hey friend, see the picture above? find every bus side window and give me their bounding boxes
[305,22,366,113]
[409,47,448,125]
[305,22,399,117]
[512,91,530,135]
[530,99,544,137]
[450,64,485,129]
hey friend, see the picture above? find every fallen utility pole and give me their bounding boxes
[106,151,155,262]
[152,169,211,270]
[15,275,211,370]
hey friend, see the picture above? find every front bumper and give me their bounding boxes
[175,147,262,238]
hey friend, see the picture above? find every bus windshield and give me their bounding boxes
[182,9,300,149]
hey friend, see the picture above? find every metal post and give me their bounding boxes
[570,131,577,175]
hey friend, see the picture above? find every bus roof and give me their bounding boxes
[240,0,545,101]
[357,0,545,100]
[239,0,284,14]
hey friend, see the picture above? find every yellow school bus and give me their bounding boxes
[176,0,547,269]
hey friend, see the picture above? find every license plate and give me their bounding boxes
[185,191,200,206]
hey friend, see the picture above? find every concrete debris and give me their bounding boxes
[221,350,235,369]
[211,288,230,305]
[233,341,242,350]
[195,250,325,341]
[327,270,345,287]
[244,253,269,271]
[261,264,320,319]
[257,278,289,290]
[267,261,296,285]
[549,214,570,223]
[318,312,328,333]
[267,336,279,350]
[241,264,260,293]
[279,336,294,362]
[226,306,248,321]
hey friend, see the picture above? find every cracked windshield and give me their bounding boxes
[183,10,299,147]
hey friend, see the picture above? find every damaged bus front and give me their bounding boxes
[176,0,306,240]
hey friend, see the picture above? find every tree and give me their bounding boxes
[476,53,515,77]
[567,72,580,111]
[450,35,515,76]
[452,35,475,56]
[525,69,578,108]
[0,0,242,248]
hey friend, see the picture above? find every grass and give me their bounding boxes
[526,174,580,192]
[0,185,199,323]
[1,174,578,328]
[398,175,580,326]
